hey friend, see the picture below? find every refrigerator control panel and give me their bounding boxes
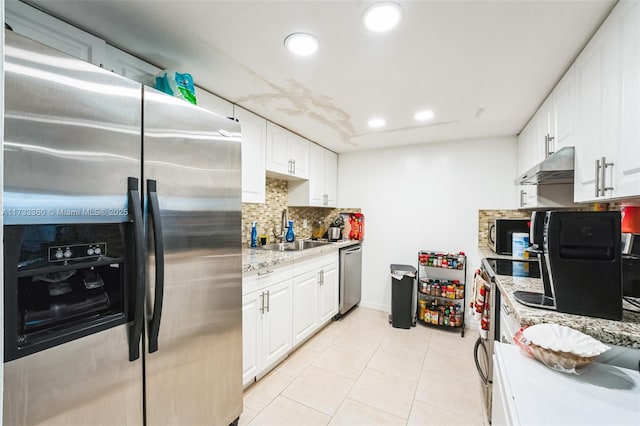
[48,242,107,262]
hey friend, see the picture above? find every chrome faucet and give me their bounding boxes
[273,208,289,243]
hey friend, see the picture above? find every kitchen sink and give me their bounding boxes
[260,240,331,251]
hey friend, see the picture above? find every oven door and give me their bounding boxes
[474,336,493,420]
[475,261,498,423]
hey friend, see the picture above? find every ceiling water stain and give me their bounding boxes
[474,107,486,118]
[182,32,358,145]
[236,79,359,146]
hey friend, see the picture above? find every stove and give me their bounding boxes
[484,258,541,279]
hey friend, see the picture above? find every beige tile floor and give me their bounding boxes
[241,307,488,426]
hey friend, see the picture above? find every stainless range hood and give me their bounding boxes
[515,146,575,185]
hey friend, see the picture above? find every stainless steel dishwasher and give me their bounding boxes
[335,244,362,319]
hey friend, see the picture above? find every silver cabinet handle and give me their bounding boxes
[259,292,265,314]
[602,156,614,194]
[501,302,512,316]
[321,270,324,285]
[265,290,270,313]
[595,158,601,197]
[520,189,527,207]
[257,269,274,277]
[547,134,555,157]
[544,134,549,159]
[293,159,296,175]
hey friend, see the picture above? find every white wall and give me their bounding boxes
[338,136,518,315]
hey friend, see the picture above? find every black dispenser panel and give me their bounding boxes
[4,224,133,361]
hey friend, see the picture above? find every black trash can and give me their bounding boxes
[389,264,417,329]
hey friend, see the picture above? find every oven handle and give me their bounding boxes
[147,179,165,353]
[474,337,492,385]
[127,177,145,362]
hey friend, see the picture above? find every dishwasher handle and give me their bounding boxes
[343,245,362,255]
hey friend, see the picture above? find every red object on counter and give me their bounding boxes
[621,206,640,234]
[348,213,365,240]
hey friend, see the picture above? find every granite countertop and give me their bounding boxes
[480,247,640,349]
[242,240,360,272]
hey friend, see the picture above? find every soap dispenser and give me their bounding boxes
[285,220,295,242]
[250,221,258,248]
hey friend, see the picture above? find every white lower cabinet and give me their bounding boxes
[318,261,339,324]
[292,270,319,345]
[242,268,293,387]
[491,350,514,426]
[242,250,339,387]
[292,252,339,347]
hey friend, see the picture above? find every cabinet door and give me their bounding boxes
[242,291,263,386]
[266,122,290,175]
[5,0,106,66]
[235,107,266,203]
[532,99,553,160]
[491,353,514,426]
[615,1,640,199]
[197,89,234,119]
[292,270,319,346]
[552,66,575,152]
[289,133,310,179]
[516,185,537,209]
[262,280,293,369]
[318,262,339,325]
[324,150,338,207]
[516,127,530,176]
[573,24,610,202]
[308,143,325,206]
[104,45,160,87]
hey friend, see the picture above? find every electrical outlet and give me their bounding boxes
[302,219,308,229]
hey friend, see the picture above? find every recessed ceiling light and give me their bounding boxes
[284,32,319,56]
[368,117,386,129]
[363,2,402,33]
[414,110,435,121]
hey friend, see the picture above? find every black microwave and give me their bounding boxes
[487,219,530,255]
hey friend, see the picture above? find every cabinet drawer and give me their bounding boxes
[243,262,293,295]
[499,300,520,344]
[293,251,339,277]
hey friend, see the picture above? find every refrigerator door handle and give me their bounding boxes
[147,179,165,353]
[128,177,145,362]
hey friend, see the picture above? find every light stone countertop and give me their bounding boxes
[242,240,360,273]
[480,247,640,349]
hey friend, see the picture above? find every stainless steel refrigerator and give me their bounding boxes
[3,30,243,425]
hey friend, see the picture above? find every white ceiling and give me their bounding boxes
[25,0,616,153]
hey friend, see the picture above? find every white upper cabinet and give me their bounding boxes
[288,133,310,179]
[518,68,575,177]
[551,66,575,152]
[235,106,266,204]
[324,150,338,207]
[196,89,234,119]
[103,45,160,86]
[288,143,338,207]
[573,1,640,202]
[266,122,309,180]
[5,0,106,67]
[614,1,640,199]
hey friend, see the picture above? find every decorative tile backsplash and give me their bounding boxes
[478,204,619,248]
[242,178,360,246]
[477,209,531,248]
